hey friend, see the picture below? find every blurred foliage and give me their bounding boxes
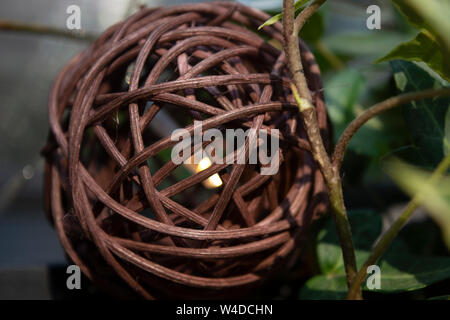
[325,68,395,158]
[300,211,450,299]
[428,295,450,300]
[393,0,450,52]
[378,31,450,82]
[300,9,324,43]
[323,31,408,58]
[386,159,450,250]
[389,60,450,168]
[256,0,450,300]
[377,0,450,81]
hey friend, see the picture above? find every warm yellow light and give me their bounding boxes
[207,173,223,188]
[195,157,223,188]
[198,157,212,171]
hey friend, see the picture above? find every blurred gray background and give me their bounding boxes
[0,0,214,266]
[0,0,216,299]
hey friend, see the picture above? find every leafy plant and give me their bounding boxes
[301,211,450,299]
[390,60,450,167]
[261,0,450,300]
[377,0,450,81]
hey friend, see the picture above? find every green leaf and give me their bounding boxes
[391,60,450,168]
[391,0,450,53]
[258,0,311,30]
[258,13,283,30]
[372,254,450,292]
[302,210,450,299]
[299,274,347,300]
[317,210,401,276]
[391,0,428,30]
[325,69,365,135]
[377,31,450,82]
[317,210,382,276]
[380,1,450,78]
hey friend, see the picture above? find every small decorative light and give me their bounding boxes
[195,157,223,189]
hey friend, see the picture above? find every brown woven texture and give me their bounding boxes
[42,2,330,299]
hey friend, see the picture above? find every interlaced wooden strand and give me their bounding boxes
[42,2,330,299]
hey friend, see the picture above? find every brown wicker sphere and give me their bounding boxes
[42,2,330,299]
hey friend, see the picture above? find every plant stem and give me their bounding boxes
[283,0,312,101]
[346,153,450,299]
[294,0,327,35]
[283,0,361,297]
[0,19,95,41]
[333,88,450,172]
[292,85,359,292]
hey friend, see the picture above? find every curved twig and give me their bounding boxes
[0,19,95,41]
[333,88,450,172]
[294,0,327,35]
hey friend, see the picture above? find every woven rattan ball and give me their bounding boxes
[43,2,330,299]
